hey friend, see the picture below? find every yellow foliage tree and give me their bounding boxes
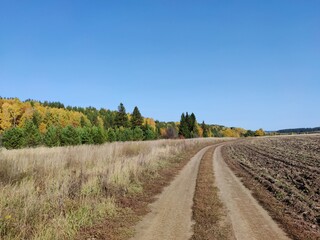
[254,128,265,136]
[222,128,240,137]
[144,118,156,130]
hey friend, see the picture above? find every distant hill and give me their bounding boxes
[277,127,320,134]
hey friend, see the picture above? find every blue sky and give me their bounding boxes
[1,1,319,130]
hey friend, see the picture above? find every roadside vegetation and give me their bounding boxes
[222,135,320,240]
[192,146,234,240]
[0,138,221,239]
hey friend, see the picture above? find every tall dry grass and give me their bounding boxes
[0,138,220,239]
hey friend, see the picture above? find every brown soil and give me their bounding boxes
[191,146,235,240]
[215,145,291,240]
[222,135,320,240]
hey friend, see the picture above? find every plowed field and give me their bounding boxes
[222,135,320,240]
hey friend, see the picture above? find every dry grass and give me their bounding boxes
[192,146,234,240]
[0,138,219,239]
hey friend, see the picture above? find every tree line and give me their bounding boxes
[0,97,266,149]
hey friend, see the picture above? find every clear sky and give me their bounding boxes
[1,1,319,130]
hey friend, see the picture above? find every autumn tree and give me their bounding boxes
[0,102,22,131]
[99,109,115,129]
[254,128,265,136]
[32,110,42,128]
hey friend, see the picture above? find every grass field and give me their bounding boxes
[222,135,320,240]
[0,138,219,239]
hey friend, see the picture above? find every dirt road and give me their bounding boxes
[130,146,211,240]
[214,145,291,240]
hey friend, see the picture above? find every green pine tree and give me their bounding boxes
[131,106,143,128]
[115,103,129,128]
[178,113,189,138]
[78,127,93,144]
[91,126,106,144]
[60,126,81,146]
[106,128,116,142]
[44,126,61,147]
[201,121,208,137]
[132,127,144,141]
[189,113,199,138]
[2,127,26,149]
[24,120,42,147]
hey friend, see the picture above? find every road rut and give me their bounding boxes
[214,145,291,240]
[130,146,211,240]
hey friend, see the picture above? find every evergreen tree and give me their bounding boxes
[2,127,26,149]
[189,113,198,138]
[131,106,143,128]
[201,121,208,137]
[123,128,134,141]
[60,126,81,146]
[115,103,129,127]
[91,126,106,144]
[143,124,157,140]
[78,127,93,144]
[132,127,144,141]
[178,113,189,138]
[178,112,199,138]
[23,120,42,147]
[115,127,133,141]
[244,130,255,137]
[106,128,116,142]
[44,126,61,147]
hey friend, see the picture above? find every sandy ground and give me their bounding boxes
[130,146,211,240]
[214,145,291,240]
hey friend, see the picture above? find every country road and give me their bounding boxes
[214,145,291,240]
[130,146,211,240]
[130,144,291,240]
